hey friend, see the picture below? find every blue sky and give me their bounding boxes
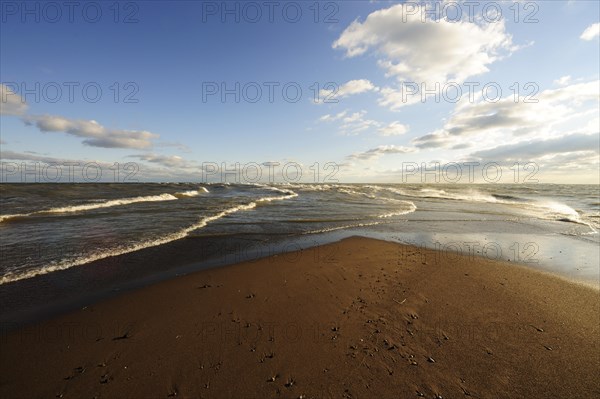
[1,0,599,183]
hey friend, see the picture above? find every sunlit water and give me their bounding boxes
[1,183,598,287]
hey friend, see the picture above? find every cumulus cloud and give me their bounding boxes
[319,109,382,135]
[470,132,599,161]
[378,121,409,136]
[0,150,83,165]
[412,80,600,149]
[333,3,515,85]
[22,114,159,149]
[0,150,197,181]
[554,75,572,86]
[340,111,381,135]
[319,110,348,122]
[1,87,165,151]
[0,84,28,116]
[462,132,599,183]
[347,144,416,161]
[580,22,600,40]
[534,150,599,176]
[412,130,450,149]
[377,85,423,110]
[129,153,193,168]
[318,79,379,101]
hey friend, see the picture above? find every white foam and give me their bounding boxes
[370,186,595,232]
[176,190,200,197]
[0,214,22,223]
[338,187,377,199]
[242,184,299,198]
[378,201,418,218]
[175,187,210,197]
[0,190,298,285]
[0,193,179,223]
[302,221,383,234]
[530,201,598,233]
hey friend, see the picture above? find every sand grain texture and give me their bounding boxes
[1,237,598,398]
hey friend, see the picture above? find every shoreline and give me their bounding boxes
[2,230,598,330]
[1,237,598,398]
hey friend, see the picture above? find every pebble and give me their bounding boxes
[284,378,296,388]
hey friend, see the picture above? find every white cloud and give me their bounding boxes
[463,132,600,182]
[22,114,159,149]
[319,110,348,122]
[580,22,600,41]
[554,75,572,86]
[319,109,381,135]
[470,132,599,161]
[0,84,28,116]
[319,79,378,101]
[340,111,381,135]
[129,153,193,168]
[377,85,422,110]
[1,88,166,151]
[0,150,197,181]
[412,80,600,149]
[347,144,416,161]
[333,3,515,85]
[0,150,114,166]
[378,121,409,136]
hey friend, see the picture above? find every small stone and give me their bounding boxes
[285,377,295,388]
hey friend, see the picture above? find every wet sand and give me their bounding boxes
[1,237,598,398]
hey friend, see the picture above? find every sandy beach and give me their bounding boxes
[3,1,599,397]
[1,236,598,398]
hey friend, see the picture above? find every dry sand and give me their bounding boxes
[1,237,598,398]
